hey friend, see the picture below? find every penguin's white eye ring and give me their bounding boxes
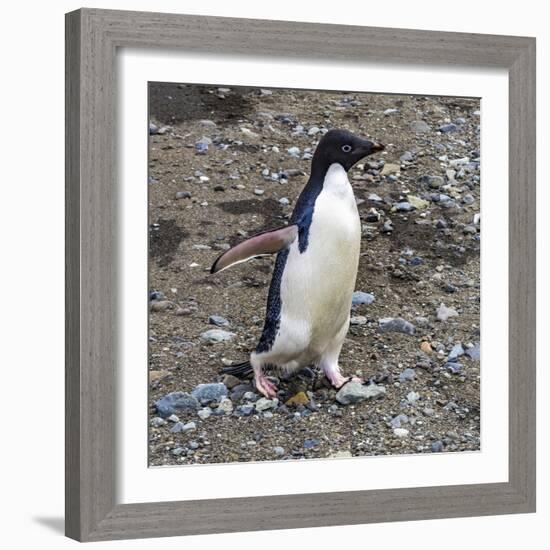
[341,144,352,153]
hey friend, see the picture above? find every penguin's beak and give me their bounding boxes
[370,141,385,153]
[357,139,385,160]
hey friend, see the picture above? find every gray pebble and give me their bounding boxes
[399,368,416,382]
[436,304,459,322]
[336,382,386,405]
[191,383,228,403]
[199,329,235,344]
[208,315,229,327]
[352,291,375,306]
[155,392,199,417]
[431,440,444,452]
[379,317,416,336]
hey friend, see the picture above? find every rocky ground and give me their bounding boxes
[147,83,481,466]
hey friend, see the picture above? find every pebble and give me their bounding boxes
[195,137,211,153]
[381,163,400,176]
[448,343,465,362]
[285,392,309,406]
[393,428,409,438]
[221,374,241,389]
[445,362,464,374]
[465,343,480,361]
[191,383,228,403]
[352,291,375,306]
[155,392,199,417]
[273,446,285,457]
[304,438,320,449]
[400,151,414,162]
[335,382,386,405]
[170,421,196,434]
[237,404,255,416]
[242,391,259,402]
[279,197,290,206]
[431,440,444,452]
[350,315,367,326]
[208,315,229,327]
[407,391,420,404]
[436,303,459,322]
[393,201,413,212]
[150,417,167,427]
[167,414,180,423]
[175,191,192,200]
[199,329,235,343]
[420,341,432,353]
[254,188,265,196]
[407,195,429,210]
[255,397,279,412]
[150,300,173,312]
[287,146,300,157]
[368,193,383,202]
[308,126,320,136]
[439,123,459,133]
[410,120,431,133]
[378,317,416,336]
[216,397,234,415]
[423,408,435,417]
[197,407,212,420]
[384,108,399,115]
[365,208,381,222]
[399,368,416,382]
[390,414,409,428]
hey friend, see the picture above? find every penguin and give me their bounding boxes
[210,129,385,397]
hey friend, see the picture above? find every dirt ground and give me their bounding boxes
[147,83,481,466]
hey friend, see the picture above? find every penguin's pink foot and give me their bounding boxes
[254,373,278,398]
[324,369,363,389]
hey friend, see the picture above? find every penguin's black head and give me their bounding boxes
[312,128,385,172]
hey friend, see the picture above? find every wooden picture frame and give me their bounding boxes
[65,8,536,542]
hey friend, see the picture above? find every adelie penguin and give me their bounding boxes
[210,129,385,398]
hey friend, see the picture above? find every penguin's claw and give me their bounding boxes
[255,374,278,398]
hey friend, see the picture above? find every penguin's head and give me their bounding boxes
[313,128,385,172]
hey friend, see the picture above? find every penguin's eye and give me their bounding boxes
[341,144,352,153]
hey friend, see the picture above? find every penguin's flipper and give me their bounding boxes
[210,224,298,274]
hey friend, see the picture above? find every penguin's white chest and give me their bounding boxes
[279,164,361,357]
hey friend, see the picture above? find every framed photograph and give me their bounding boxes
[65,8,536,542]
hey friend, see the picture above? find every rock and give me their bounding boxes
[335,382,386,405]
[439,123,459,133]
[150,300,173,312]
[167,414,180,423]
[382,220,394,233]
[175,191,192,199]
[308,126,321,136]
[155,392,199,417]
[384,108,399,115]
[423,408,435,417]
[216,397,233,415]
[445,362,464,374]
[237,404,255,416]
[273,446,285,457]
[393,201,412,212]
[407,391,420,404]
[279,197,290,206]
[149,290,165,301]
[242,391,259,402]
[431,440,444,452]
[399,368,416,382]
[285,392,309,406]
[170,421,196,434]
[400,151,414,162]
[287,146,300,157]
[365,208,381,222]
[350,315,367,326]
[390,414,409,428]
[254,188,265,196]
[448,343,465,362]
[352,291,375,306]
[199,119,217,127]
[199,329,236,343]
[195,137,211,153]
[240,127,260,140]
[393,428,409,438]
[149,370,170,383]
[208,315,229,327]
[368,193,383,202]
[255,397,279,412]
[150,417,167,427]
[222,374,241,389]
[420,341,432,353]
[407,195,430,210]
[191,383,228,403]
[381,163,400,176]
[465,343,480,361]
[410,120,431,133]
[378,317,416,336]
[197,407,212,420]
[304,438,320,449]
[436,303,459,322]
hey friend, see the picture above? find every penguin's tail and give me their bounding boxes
[221,361,254,379]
